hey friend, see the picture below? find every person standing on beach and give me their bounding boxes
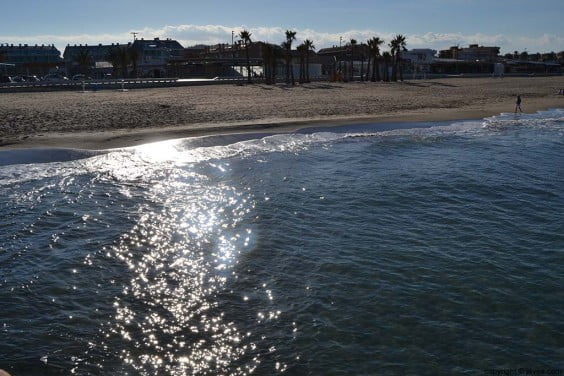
[515,95,522,113]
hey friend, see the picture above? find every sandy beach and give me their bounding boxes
[1,76,562,150]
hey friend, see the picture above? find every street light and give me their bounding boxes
[231,31,235,59]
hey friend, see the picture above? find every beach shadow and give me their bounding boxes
[277,83,344,90]
[402,81,458,88]
[402,82,429,87]
[427,81,458,87]
[302,83,344,90]
[256,84,275,90]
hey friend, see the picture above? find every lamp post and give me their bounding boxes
[232,30,235,60]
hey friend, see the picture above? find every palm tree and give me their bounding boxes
[128,47,140,78]
[281,40,291,83]
[297,43,306,84]
[262,43,280,85]
[349,39,357,81]
[382,51,392,82]
[365,42,372,82]
[389,34,407,82]
[359,42,366,81]
[284,30,297,85]
[74,49,93,76]
[117,47,130,78]
[106,48,121,78]
[388,40,397,81]
[239,30,252,83]
[367,37,384,81]
[303,39,315,83]
[262,43,272,84]
[272,45,284,83]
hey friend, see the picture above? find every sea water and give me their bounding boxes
[0,109,563,375]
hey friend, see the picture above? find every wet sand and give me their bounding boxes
[1,76,562,150]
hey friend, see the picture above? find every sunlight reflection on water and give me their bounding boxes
[83,143,271,374]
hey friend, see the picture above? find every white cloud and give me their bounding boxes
[1,24,562,54]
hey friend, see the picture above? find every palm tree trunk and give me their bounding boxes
[399,58,403,81]
[302,56,305,83]
[263,59,269,84]
[366,57,371,82]
[306,52,310,83]
[272,59,277,84]
[286,56,290,84]
[290,55,295,85]
[299,54,303,84]
[246,46,251,83]
[375,58,381,81]
[391,53,397,81]
[360,56,364,82]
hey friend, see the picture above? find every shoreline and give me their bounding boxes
[1,77,562,150]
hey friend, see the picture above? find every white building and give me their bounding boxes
[400,49,437,64]
[400,49,437,77]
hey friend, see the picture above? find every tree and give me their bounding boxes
[281,40,291,83]
[106,48,121,78]
[106,46,134,78]
[117,47,130,78]
[367,37,384,81]
[272,45,282,84]
[349,39,357,81]
[544,51,556,62]
[239,30,252,83]
[389,34,407,81]
[365,42,371,82]
[74,49,93,76]
[359,42,366,81]
[382,51,392,81]
[262,43,273,84]
[262,42,280,85]
[284,30,297,85]
[128,47,140,78]
[304,39,315,83]
[297,43,306,84]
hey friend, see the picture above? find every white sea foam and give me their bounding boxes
[1,108,562,186]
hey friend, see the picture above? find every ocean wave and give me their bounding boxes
[0,148,105,167]
[1,108,562,183]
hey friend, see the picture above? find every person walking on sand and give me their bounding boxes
[515,95,522,113]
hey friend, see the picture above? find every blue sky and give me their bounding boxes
[2,0,563,53]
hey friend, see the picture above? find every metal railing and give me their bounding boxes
[0,77,254,92]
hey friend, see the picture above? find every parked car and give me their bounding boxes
[72,74,92,81]
[42,74,69,82]
[0,75,14,83]
[23,75,41,82]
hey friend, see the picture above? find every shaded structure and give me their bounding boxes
[0,43,62,76]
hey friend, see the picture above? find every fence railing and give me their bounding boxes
[0,77,253,92]
[1,73,560,92]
